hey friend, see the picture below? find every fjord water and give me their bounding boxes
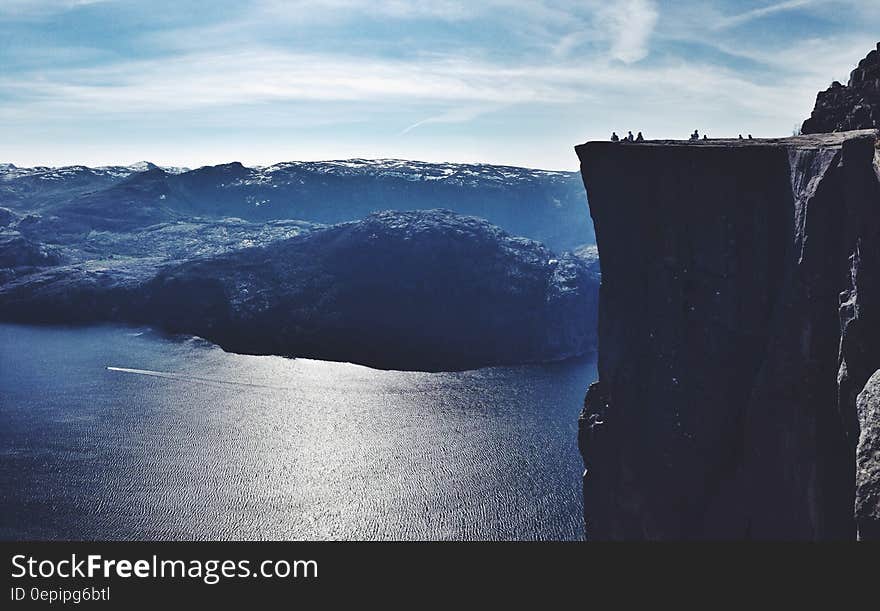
[0,324,595,540]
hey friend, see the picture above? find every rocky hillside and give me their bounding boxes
[802,42,880,134]
[576,131,880,540]
[0,157,599,371]
[0,210,598,372]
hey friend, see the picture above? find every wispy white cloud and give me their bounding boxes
[0,49,574,116]
[398,105,502,135]
[0,42,818,127]
[258,0,476,22]
[0,0,110,17]
[597,0,658,63]
[713,0,819,30]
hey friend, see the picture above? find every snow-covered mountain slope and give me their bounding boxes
[1,159,593,251]
[253,158,574,186]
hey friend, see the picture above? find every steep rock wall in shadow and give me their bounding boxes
[576,131,880,540]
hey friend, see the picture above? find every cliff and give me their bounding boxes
[576,131,880,540]
[802,43,880,134]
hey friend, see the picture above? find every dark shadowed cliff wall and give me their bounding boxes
[576,131,880,540]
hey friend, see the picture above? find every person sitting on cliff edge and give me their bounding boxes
[610,132,620,142]
[627,130,635,141]
[690,129,700,140]
[636,132,644,142]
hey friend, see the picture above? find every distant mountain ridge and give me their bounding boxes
[1,158,593,251]
[0,161,188,181]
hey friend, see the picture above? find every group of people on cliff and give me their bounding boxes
[610,131,643,142]
[610,129,755,142]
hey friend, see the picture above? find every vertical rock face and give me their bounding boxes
[856,371,880,540]
[576,132,880,540]
[802,43,880,134]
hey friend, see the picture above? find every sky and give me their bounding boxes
[1,0,879,170]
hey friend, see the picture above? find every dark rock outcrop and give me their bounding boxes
[576,131,880,540]
[856,370,880,540]
[0,232,64,269]
[802,43,880,134]
[0,210,598,372]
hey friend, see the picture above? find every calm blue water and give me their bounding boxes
[0,323,595,541]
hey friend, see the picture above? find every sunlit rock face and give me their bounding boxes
[802,43,880,134]
[856,370,880,540]
[576,131,880,540]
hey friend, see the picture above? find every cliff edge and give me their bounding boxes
[576,131,880,540]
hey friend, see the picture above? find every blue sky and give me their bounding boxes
[1,0,878,169]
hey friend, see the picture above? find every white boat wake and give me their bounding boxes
[106,366,294,391]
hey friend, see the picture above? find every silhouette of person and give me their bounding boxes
[748,134,753,139]
[690,129,699,140]
[738,134,744,139]
[611,132,620,142]
[627,131,634,142]
[635,131,644,142]
[703,134,708,140]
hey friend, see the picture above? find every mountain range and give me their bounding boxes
[1,159,593,252]
[0,159,599,371]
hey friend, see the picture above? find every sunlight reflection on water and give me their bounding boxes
[0,324,596,541]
